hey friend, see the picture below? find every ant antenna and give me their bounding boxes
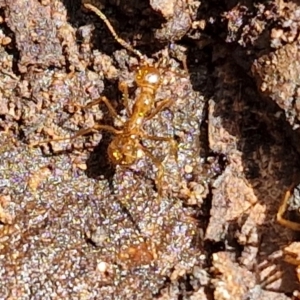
[84,3,145,61]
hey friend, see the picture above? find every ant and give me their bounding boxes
[32,3,179,196]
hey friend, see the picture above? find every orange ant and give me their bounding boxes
[32,3,179,196]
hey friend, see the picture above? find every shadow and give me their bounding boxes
[83,80,122,184]
[0,8,20,76]
[85,131,115,182]
[210,56,300,291]
[184,0,300,294]
[61,0,167,58]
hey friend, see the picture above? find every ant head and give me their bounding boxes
[134,65,162,89]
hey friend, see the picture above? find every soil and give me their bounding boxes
[1,0,300,299]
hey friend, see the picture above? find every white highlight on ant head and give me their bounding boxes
[145,72,160,84]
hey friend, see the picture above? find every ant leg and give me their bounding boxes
[143,134,177,159]
[83,96,119,119]
[31,124,122,146]
[140,146,164,197]
[277,188,300,231]
[145,99,175,121]
[139,135,178,196]
[118,81,131,116]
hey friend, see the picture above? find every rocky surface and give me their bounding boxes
[1,0,300,299]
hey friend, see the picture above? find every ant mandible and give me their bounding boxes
[33,3,179,196]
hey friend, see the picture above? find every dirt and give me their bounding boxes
[1,0,300,299]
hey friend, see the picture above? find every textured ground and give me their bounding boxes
[1,0,300,299]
